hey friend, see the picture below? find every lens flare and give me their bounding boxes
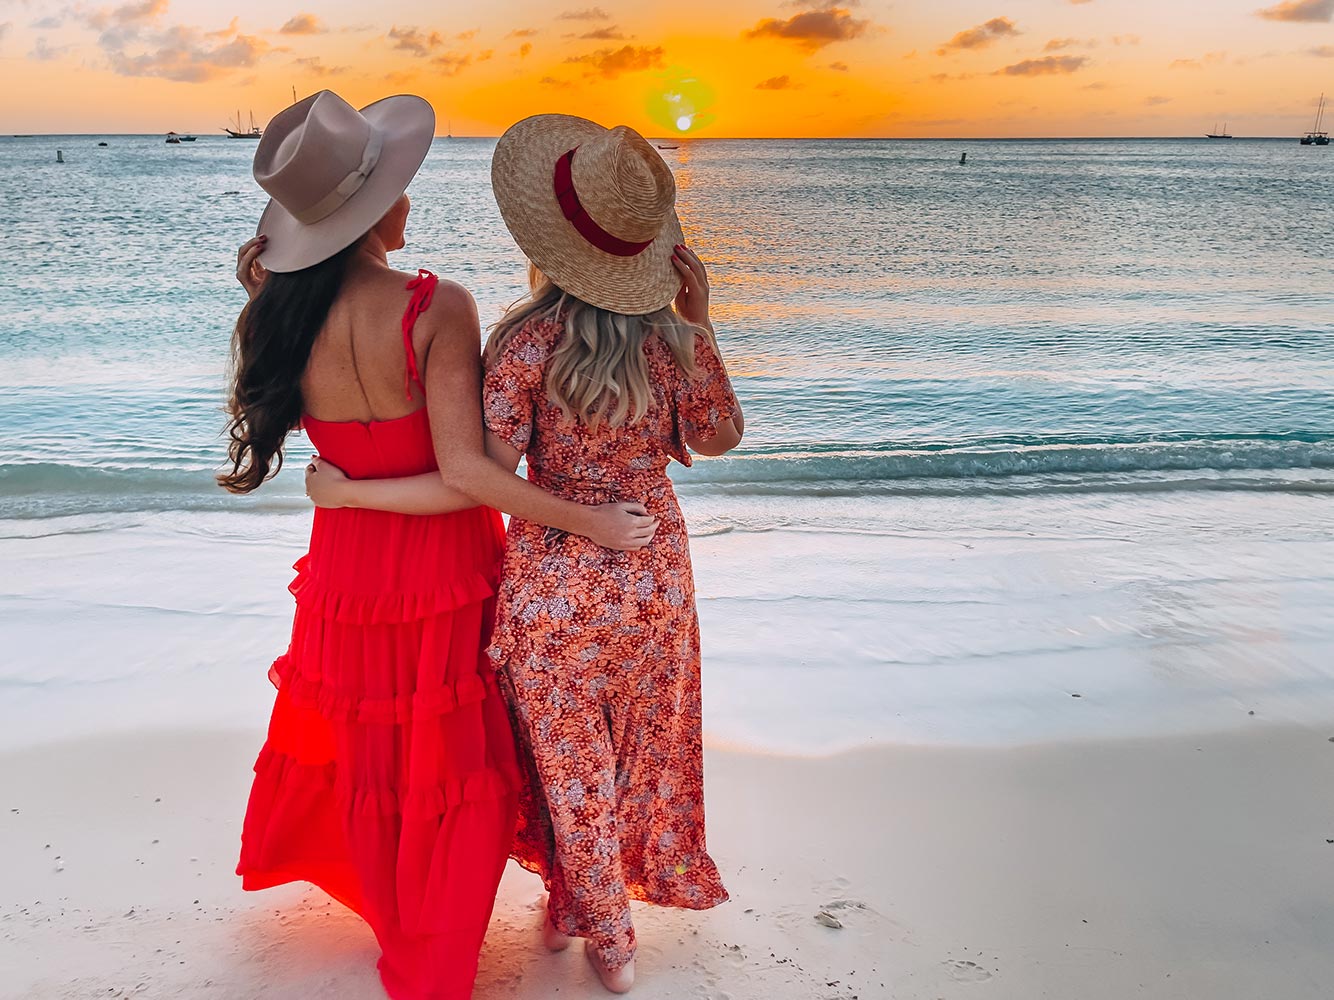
[645,68,717,134]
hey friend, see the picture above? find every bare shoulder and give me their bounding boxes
[413,277,481,367]
[430,277,478,321]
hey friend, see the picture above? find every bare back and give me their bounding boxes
[301,261,433,424]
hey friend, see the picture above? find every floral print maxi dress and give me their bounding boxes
[483,316,738,971]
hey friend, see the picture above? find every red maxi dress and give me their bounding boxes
[236,271,520,1000]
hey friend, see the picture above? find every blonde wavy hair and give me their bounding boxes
[485,262,702,430]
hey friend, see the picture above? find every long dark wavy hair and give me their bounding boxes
[218,240,362,494]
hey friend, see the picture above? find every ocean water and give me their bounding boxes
[2,134,1332,516]
[1,134,1331,751]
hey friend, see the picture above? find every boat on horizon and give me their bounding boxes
[1205,122,1233,139]
[223,110,263,140]
[1300,93,1329,146]
[165,131,196,144]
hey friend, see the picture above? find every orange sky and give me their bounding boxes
[1,0,1331,136]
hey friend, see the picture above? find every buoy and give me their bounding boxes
[959,151,967,165]
[56,149,64,163]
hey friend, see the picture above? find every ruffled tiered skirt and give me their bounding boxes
[237,504,518,1000]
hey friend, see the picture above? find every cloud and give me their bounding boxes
[30,14,62,28]
[929,71,976,81]
[1069,0,1094,4]
[104,27,271,81]
[1309,44,1334,55]
[580,25,626,39]
[994,54,1087,75]
[293,55,345,76]
[1045,37,1094,51]
[516,41,532,57]
[206,16,237,39]
[936,17,1019,55]
[744,6,870,52]
[279,13,323,35]
[565,43,664,77]
[1143,95,1172,105]
[1170,51,1226,69]
[539,74,574,88]
[455,29,478,40]
[86,0,168,32]
[434,51,474,75]
[1082,81,1110,90]
[508,27,538,38]
[387,25,443,56]
[1256,0,1333,20]
[0,22,9,41]
[1110,34,1140,45]
[756,74,798,89]
[828,60,849,70]
[558,6,610,19]
[30,35,73,59]
[78,1,278,82]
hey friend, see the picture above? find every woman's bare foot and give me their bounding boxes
[541,896,571,953]
[585,942,635,994]
[542,912,572,952]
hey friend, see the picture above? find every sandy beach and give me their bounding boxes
[4,724,1334,999]
[3,487,1334,997]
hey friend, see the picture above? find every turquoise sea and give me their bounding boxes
[0,134,1331,752]
[1,135,1331,517]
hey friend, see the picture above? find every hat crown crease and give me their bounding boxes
[254,90,380,226]
[572,126,674,245]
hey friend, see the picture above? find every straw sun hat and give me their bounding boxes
[253,90,435,273]
[491,114,685,314]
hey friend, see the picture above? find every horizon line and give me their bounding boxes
[4,132,1316,142]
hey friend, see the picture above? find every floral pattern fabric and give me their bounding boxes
[483,317,739,971]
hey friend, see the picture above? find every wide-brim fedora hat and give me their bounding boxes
[491,114,684,315]
[254,90,435,273]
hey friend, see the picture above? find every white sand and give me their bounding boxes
[3,725,1334,999]
[3,489,1332,996]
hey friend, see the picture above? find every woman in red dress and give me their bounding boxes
[306,115,744,993]
[222,93,655,1000]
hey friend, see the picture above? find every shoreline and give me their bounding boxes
[3,724,1333,998]
[2,485,1331,756]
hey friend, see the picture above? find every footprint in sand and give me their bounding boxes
[943,958,993,983]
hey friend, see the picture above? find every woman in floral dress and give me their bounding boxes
[307,114,743,992]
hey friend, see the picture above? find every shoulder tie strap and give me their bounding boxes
[401,269,439,401]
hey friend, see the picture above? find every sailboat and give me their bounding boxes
[1300,93,1329,146]
[223,110,263,139]
[1205,121,1232,139]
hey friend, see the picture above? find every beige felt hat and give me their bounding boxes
[491,114,684,314]
[253,90,435,273]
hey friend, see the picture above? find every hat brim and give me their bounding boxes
[491,114,684,315]
[257,95,436,273]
